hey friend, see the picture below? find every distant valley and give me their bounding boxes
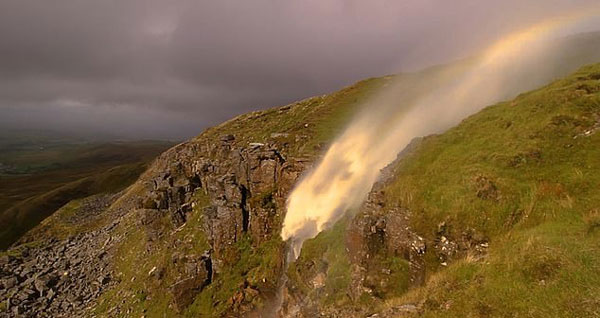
[0,130,172,249]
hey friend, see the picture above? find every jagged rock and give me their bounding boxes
[34,275,51,295]
[170,256,212,312]
[347,199,426,293]
[97,275,110,285]
[4,276,18,289]
[46,288,55,300]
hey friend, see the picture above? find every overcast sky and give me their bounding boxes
[0,0,598,140]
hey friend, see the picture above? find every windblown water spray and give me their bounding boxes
[281,9,600,260]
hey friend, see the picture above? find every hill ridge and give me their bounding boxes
[0,62,599,317]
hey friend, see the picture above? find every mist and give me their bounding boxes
[281,9,600,259]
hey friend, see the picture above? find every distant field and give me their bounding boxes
[0,131,173,249]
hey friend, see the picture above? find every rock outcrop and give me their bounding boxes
[125,134,311,314]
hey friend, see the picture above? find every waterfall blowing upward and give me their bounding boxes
[280,9,600,261]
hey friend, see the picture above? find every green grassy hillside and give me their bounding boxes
[382,63,600,317]
[296,63,600,317]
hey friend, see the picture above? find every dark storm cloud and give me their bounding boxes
[0,0,598,139]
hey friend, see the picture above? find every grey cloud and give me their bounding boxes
[0,0,598,139]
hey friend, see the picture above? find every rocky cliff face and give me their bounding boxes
[278,144,431,318]
[0,132,310,317]
[140,133,438,317]
[134,134,310,313]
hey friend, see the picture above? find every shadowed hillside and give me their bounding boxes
[0,138,172,249]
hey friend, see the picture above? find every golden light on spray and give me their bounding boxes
[281,9,600,260]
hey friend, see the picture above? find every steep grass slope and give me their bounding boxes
[292,63,600,317]
[382,63,600,317]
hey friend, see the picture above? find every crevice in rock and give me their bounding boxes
[189,174,202,189]
[240,185,250,232]
[203,252,213,285]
